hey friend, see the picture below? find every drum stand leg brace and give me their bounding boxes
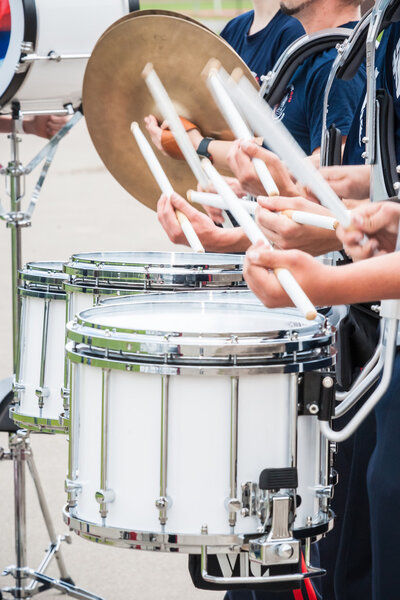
[0,107,103,600]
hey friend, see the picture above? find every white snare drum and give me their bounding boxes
[64,251,245,319]
[11,261,68,433]
[0,1,132,113]
[64,290,335,564]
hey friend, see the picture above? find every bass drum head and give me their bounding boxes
[0,0,36,111]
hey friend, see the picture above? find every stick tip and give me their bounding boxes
[142,62,154,79]
[186,189,193,202]
[281,210,293,219]
[201,58,221,80]
[230,67,244,84]
[306,309,318,321]
[131,121,139,131]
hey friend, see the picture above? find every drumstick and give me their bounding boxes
[188,190,339,231]
[203,60,279,197]
[282,210,339,231]
[131,122,205,253]
[229,70,352,229]
[142,63,210,190]
[187,190,256,215]
[202,159,317,320]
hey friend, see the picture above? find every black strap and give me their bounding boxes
[196,137,214,161]
[376,88,399,198]
[325,124,342,166]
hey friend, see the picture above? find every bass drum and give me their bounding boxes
[0,0,134,113]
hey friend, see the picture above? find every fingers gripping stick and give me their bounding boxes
[131,122,204,253]
[204,61,279,197]
[202,159,317,320]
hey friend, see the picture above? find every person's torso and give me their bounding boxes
[274,22,365,156]
[220,10,304,84]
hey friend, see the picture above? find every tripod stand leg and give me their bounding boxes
[24,435,69,582]
[12,432,28,598]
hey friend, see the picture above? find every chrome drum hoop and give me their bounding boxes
[66,293,335,365]
[63,251,245,289]
[63,506,333,553]
[19,261,67,297]
[66,342,335,375]
[9,407,67,434]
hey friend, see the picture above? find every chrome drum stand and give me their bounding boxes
[0,106,103,600]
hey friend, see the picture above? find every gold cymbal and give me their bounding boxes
[83,13,257,213]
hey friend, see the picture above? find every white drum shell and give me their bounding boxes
[16,293,66,423]
[1,1,131,112]
[70,363,321,539]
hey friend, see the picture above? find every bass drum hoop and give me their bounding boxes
[0,0,37,111]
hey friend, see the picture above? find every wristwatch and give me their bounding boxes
[196,137,214,162]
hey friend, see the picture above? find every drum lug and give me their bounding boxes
[95,489,115,506]
[65,478,82,506]
[249,495,299,567]
[240,482,258,517]
[35,387,50,408]
[17,42,34,74]
[313,484,334,499]
[155,496,172,510]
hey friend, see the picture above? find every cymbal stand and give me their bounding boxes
[0,105,103,600]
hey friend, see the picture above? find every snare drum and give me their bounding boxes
[11,261,68,433]
[0,1,132,112]
[64,290,335,562]
[63,251,245,319]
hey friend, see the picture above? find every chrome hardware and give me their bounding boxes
[249,495,299,567]
[225,498,241,512]
[241,482,257,517]
[201,524,208,535]
[20,51,91,64]
[229,377,239,527]
[99,369,111,519]
[21,41,34,54]
[314,485,334,499]
[159,375,170,526]
[306,403,319,415]
[95,489,115,505]
[371,304,381,313]
[155,496,170,510]
[322,376,334,389]
[35,386,49,399]
[65,479,82,494]
[13,381,25,393]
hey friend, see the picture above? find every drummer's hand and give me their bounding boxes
[226,140,301,198]
[244,241,329,308]
[255,196,342,255]
[196,176,248,225]
[158,192,249,252]
[318,165,371,201]
[144,115,165,154]
[24,115,69,139]
[336,201,400,260]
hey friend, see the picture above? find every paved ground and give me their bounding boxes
[0,120,223,600]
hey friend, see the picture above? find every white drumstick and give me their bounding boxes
[204,63,279,197]
[230,70,352,229]
[142,63,209,190]
[131,122,204,253]
[187,190,256,215]
[202,159,317,320]
[282,210,339,231]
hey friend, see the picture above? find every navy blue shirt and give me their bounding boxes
[344,23,400,165]
[274,22,366,155]
[220,10,304,84]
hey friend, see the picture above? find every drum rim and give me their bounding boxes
[9,406,67,434]
[18,287,66,300]
[66,341,335,374]
[20,261,68,287]
[66,250,244,269]
[0,0,37,111]
[63,506,333,551]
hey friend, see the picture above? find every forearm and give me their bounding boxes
[0,116,12,134]
[317,253,400,306]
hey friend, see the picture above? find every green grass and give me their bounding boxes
[140,0,252,13]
